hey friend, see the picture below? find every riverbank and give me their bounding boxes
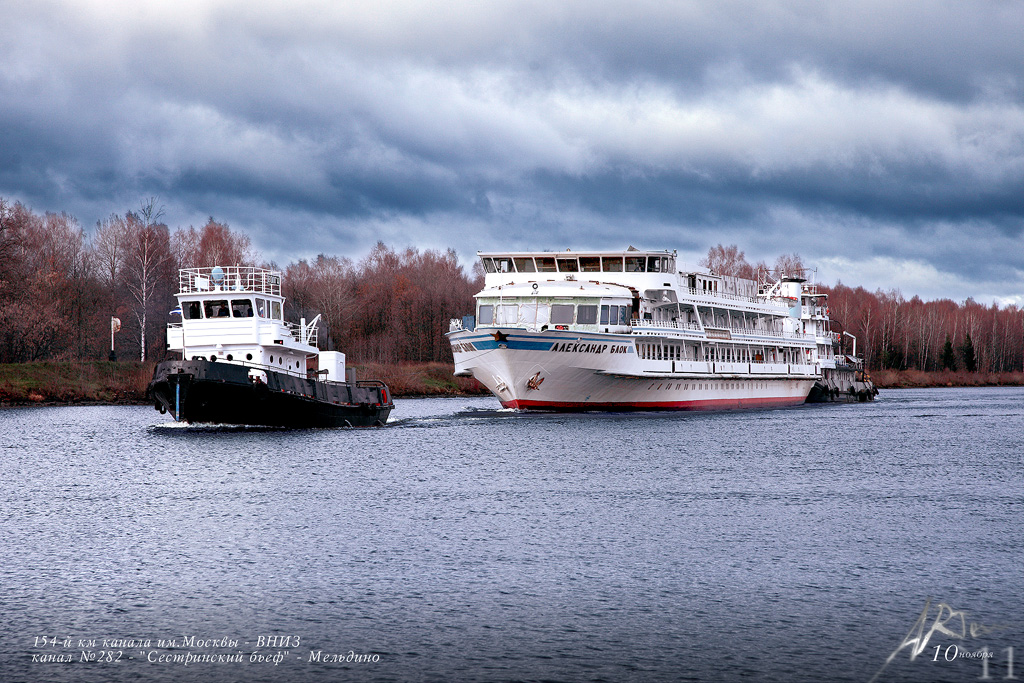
[870,368,1024,388]
[5,361,1022,406]
[0,361,488,406]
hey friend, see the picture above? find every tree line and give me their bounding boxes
[0,198,480,364]
[700,243,1024,373]
[1,199,1020,372]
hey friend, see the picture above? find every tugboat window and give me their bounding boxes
[204,300,229,318]
[231,299,253,317]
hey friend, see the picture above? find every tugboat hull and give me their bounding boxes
[805,366,878,403]
[147,360,392,427]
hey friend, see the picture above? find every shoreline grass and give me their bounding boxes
[870,368,1024,389]
[3,361,1022,407]
[0,360,488,407]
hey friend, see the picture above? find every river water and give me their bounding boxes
[1,388,1021,683]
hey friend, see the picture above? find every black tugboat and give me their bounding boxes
[147,266,393,427]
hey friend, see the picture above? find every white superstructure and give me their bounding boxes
[447,249,828,410]
[166,266,341,380]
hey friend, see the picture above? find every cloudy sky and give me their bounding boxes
[2,0,1023,303]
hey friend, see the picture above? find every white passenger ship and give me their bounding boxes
[447,248,870,411]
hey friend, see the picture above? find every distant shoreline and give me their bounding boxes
[2,362,1022,408]
[870,368,1024,389]
[0,360,489,408]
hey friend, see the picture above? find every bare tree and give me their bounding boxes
[699,244,754,278]
[125,200,172,361]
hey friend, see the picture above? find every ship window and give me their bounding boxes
[496,305,518,325]
[579,257,601,272]
[271,301,282,320]
[625,256,645,272]
[520,303,549,326]
[536,257,557,272]
[577,305,598,324]
[183,301,202,319]
[478,304,494,325]
[551,304,574,324]
[204,300,230,318]
[482,258,497,274]
[495,257,514,273]
[618,306,629,325]
[513,257,536,273]
[256,298,268,317]
[556,257,579,272]
[600,305,609,325]
[647,257,662,272]
[602,256,623,272]
[231,299,253,317]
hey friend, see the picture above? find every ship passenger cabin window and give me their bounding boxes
[495,305,518,325]
[577,305,598,324]
[231,299,254,317]
[556,257,579,272]
[625,256,645,272]
[478,304,494,325]
[183,301,202,319]
[600,305,630,325]
[536,257,557,272]
[602,256,623,272]
[204,300,230,318]
[550,304,574,324]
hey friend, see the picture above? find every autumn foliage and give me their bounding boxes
[0,198,481,365]
[2,204,1021,375]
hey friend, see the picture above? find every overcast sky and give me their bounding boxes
[2,0,1023,304]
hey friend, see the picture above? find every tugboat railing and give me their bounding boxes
[179,266,282,296]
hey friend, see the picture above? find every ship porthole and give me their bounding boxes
[246,353,252,360]
[270,355,274,363]
[226,354,233,361]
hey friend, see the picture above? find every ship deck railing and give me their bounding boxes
[683,286,758,304]
[178,267,282,296]
[168,319,318,348]
[631,319,802,340]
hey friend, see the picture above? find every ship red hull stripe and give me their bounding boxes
[502,395,806,411]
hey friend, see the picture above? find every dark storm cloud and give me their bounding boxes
[1,0,1022,302]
